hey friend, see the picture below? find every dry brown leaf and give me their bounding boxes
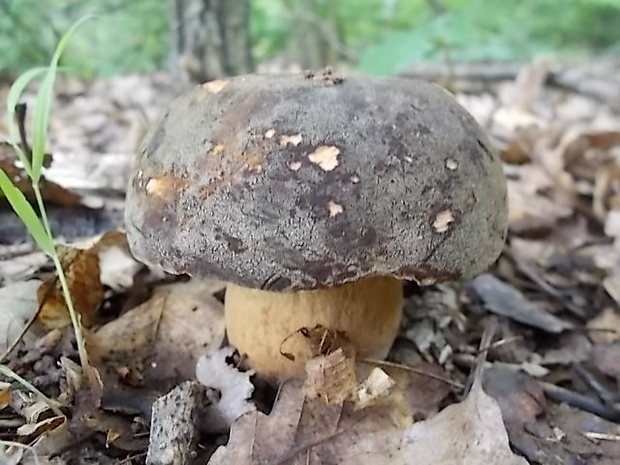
[89,279,225,389]
[499,126,541,164]
[0,382,11,409]
[196,346,255,433]
[207,376,526,465]
[37,244,103,329]
[0,142,84,208]
[16,416,65,442]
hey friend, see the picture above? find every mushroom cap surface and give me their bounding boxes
[125,72,508,291]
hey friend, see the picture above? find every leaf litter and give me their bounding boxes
[3,59,620,463]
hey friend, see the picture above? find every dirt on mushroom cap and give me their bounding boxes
[124,72,508,291]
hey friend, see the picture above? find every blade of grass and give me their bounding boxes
[5,67,47,176]
[31,15,94,182]
[0,169,54,256]
[0,364,64,417]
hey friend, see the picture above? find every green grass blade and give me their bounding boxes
[0,365,64,417]
[31,15,94,182]
[0,169,54,256]
[5,67,48,176]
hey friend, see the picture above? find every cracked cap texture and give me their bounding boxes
[124,72,508,291]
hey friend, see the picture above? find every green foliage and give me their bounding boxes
[359,0,620,75]
[0,0,618,77]
[0,0,167,77]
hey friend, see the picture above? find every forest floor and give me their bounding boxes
[1,59,620,464]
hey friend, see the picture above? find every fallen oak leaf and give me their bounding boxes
[207,375,526,465]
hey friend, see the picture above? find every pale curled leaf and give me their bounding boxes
[354,368,396,410]
[0,280,41,352]
[196,347,255,433]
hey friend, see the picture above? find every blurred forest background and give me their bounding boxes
[1,0,619,79]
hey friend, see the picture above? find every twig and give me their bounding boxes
[474,335,524,355]
[474,318,499,382]
[118,451,147,464]
[0,305,39,363]
[540,381,620,423]
[574,364,620,406]
[359,358,464,389]
[0,365,64,417]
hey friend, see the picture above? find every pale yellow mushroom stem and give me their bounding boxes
[225,275,403,380]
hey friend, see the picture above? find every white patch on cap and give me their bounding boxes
[433,210,455,233]
[288,161,302,171]
[145,178,165,196]
[279,134,303,146]
[446,158,458,170]
[202,80,229,93]
[264,129,275,139]
[328,201,343,217]
[308,146,340,171]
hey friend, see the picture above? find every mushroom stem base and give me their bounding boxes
[225,276,403,380]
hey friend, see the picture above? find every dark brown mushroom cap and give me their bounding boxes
[124,72,507,291]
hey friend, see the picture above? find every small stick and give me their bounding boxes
[540,381,620,423]
[359,358,464,389]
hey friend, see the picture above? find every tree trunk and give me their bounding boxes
[169,0,253,83]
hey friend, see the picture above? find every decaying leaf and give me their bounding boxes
[208,373,526,465]
[196,346,255,433]
[16,415,65,442]
[89,279,225,390]
[482,366,548,462]
[303,347,357,405]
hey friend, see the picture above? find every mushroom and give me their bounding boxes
[124,72,508,380]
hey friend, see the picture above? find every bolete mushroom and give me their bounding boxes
[124,72,508,380]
